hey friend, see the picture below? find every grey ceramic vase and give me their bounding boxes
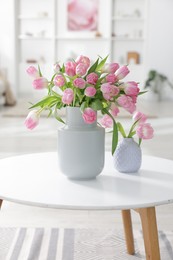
[58,107,105,180]
[113,138,142,173]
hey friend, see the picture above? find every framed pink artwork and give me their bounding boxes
[67,0,99,31]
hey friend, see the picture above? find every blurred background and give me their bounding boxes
[0,0,173,103]
[0,0,173,234]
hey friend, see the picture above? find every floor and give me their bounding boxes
[0,99,173,233]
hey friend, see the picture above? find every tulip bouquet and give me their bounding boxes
[25,55,153,154]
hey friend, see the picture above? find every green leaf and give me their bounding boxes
[127,118,140,137]
[38,65,42,77]
[80,101,88,112]
[128,130,136,137]
[56,102,64,110]
[90,100,103,111]
[112,121,118,155]
[47,108,53,118]
[87,58,99,74]
[54,114,65,124]
[138,90,148,95]
[60,64,65,73]
[117,122,126,138]
[50,73,58,82]
[29,96,60,109]
[139,138,142,146]
[54,107,65,124]
[76,89,84,104]
[96,55,109,71]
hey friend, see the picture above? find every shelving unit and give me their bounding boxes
[14,0,148,96]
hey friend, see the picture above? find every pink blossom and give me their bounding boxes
[117,95,136,114]
[100,115,113,128]
[136,123,154,139]
[122,81,140,96]
[65,61,76,77]
[76,63,87,76]
[102,63,120,73]
[62,88,74,105]
[85,86,96,97]
[101,83,119,100]
[86,72,98,85]
[82,108,97,124]
[26,66,39,78]
[115,66,130,81]
[110,103,120,117]
[75,55,90,69]
[73,78,86,89]
[54,74,65,87]
[32,77,48,90]
[106,73,117,83]
[53,63,61,73]
[133,111,147,123]
[24,110,39,130]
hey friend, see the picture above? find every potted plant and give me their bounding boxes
[144,70,173,101]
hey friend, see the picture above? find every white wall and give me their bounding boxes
[0,0,16,95]
[147,0,173,81]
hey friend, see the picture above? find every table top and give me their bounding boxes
[0,152,173,210]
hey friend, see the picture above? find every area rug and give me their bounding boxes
[0,228,172,260]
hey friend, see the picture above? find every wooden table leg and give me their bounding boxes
[138,207,161,260]
[121,209,135,255]
[0,199,3,209]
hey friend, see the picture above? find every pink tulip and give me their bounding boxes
[131,95,137,104]
[62,88,74,105]
[117,95,136,114]
[73,78,86,89]
[100,114,113,128]
[75,55,90,69]
[86,72,98,85]
[65,61,76,77]
[111,86,120,96]
[32,77,48,90]
[122,81,140,96]
[136,123,154,139]
[24,110,39,130]
[101,83,112,94]
[26,66,40,78]
[101,83,119,100]
[115,66,130,81]
[102,63,120,73]
[106,73,117,83]
[53,63,61,73]
[76,63,88,76]
[133,111,147,123]
[54,74,65,87]
[82,108,97,124]
[110,103,120,117]
[85,86,96,97]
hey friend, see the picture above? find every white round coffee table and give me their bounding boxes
[0,152,173,260]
